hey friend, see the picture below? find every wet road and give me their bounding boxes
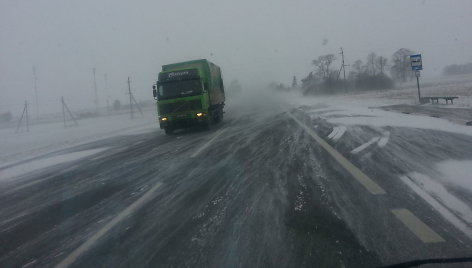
[1,93,472,267]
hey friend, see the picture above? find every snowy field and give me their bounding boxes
[0,107,158,168]
[349,74,472,107]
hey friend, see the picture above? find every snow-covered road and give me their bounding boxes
[1,88,472,267]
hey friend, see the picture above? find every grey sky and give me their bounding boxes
[1,0,471,114]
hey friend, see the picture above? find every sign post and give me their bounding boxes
[410,54,422,103]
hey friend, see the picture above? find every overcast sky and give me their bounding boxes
[1,0,471,114]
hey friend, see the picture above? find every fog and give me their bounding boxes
[1,0,471,114]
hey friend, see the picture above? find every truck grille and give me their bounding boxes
[159,99,202,114]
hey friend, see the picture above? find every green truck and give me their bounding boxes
[153,59,225,135]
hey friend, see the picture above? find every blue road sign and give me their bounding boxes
[410,54,422,71]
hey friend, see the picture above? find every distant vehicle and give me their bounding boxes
[153,59,225,135]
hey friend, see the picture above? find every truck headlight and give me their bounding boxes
[196,112,204,117]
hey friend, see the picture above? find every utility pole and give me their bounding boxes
[128,77,134,119]
[338,47,348,80]
[410,54,423,103]
[15,100,30,133]
[104,73,110,112]
[61,96,79,127]
[33,67,39,115]
[416,71,421,102]
[93,68,98,113]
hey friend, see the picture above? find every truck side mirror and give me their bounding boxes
[152,85,157,99]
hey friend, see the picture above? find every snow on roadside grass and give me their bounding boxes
[0,148,109,181]
[285,92,472,136]
[0,108,158,167]
[325,104,472,136]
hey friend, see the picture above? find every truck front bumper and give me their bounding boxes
[159,115,208,129]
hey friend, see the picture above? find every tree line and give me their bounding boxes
[443,63,472,76]
[284,48,418,95]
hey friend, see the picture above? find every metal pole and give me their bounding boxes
[33,67,39,115]
[416,75,421,102]
[104,74,110,113]
[341,48,346,80]
[62,96,66,127]
[128,77,134,119]
[63,97,79,126]
[25,101,29,132]
[93,68,98,112]
[15,102,27,133]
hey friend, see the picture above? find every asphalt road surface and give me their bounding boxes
[1,92,472,267]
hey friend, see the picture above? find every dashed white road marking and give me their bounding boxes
[351,131,390,154]
[351,137,380,154]
[288,113,386,195]
[55,182,163,268]
[191,128,226,158]
[377,131,390,147]
[327,127,338,139]
[327,126,346,141]
[391,208,445,243]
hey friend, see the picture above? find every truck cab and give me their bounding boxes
[153,59,225,135]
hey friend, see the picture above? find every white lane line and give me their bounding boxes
[377,131,390,147]
[400,175,472,239]
[327,127,339,139]
[391,208,445,243]
[190,128,226,158]
[55,182,163,268]
[351,137,380,154]
[328,126,346,141]
[288,113,386,195]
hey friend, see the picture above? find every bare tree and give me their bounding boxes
[390,48,415,83]
[292,76,298,88]
[366,53,377,76]
[349,59,364,79]
[376,56,388,74]
[312,54,336,79]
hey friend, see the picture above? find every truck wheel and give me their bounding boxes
[213,108,223,124]
[218,108,224,123]
[204,117,211,130]
[164,127,173,135]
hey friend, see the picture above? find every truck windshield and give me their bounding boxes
[158,79,202,100]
